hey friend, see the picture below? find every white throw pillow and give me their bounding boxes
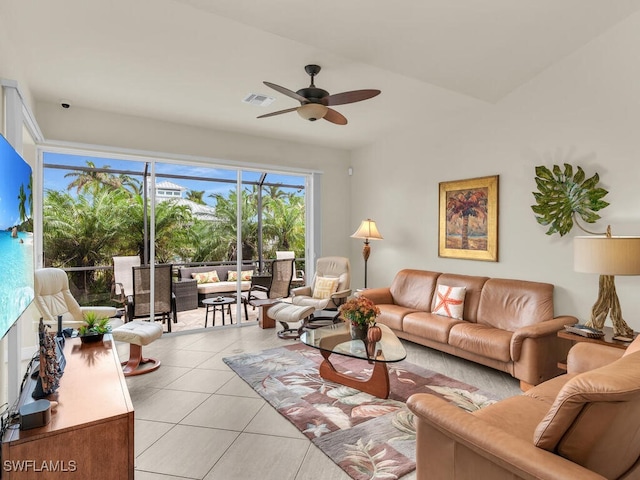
[433,285,466,320]
[313,276,339,299]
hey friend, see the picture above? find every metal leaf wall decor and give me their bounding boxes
[531,163,609,236]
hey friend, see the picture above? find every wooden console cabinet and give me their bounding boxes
[2,336,134,479]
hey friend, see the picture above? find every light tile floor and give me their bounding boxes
[121,323,523,480]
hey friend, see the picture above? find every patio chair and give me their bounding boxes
[33,267,121,330]
[247,258,294,305]
[111,255,141,308]
[126,264,176,333]
[275,251,305,284]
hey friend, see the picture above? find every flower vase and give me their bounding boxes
[349,322,368,340]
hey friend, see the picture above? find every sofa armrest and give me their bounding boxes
[407,393,607,480]
[358,287,393,305]
[510,315,578,361]
[567,342,625,374]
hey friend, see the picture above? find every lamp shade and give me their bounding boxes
[351,219,383,240]
[297,103,328,122]
[574,236,640,275]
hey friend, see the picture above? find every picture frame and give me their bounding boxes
[438,175,499,261]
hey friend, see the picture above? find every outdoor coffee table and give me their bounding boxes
[202,296,235,327]
[300,322,406,398]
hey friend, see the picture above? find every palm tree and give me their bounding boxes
[28,175,33,219]
[186,190,206,204]
[64,161,141,195]
[446,189,487,249]
[17,184,27,224]
[263,194,305,254]
[208,189,259,261]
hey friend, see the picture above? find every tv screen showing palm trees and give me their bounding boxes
[0,134,34,340]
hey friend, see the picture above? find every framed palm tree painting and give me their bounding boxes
[438,175,499,261]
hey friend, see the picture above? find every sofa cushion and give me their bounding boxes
[533,351,640,479]
[197,281,251,294]
[178,263,254,282]
[389,269,441,311]
[403,311,462,344]
[476,278,554,331]
[227,270,253,282]
[448,323,513,362]
[473,395,551,444]
[375,305,419,331]
[192,270,220,284]
[432,285,466,320]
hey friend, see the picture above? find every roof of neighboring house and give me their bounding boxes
[155,181,186,191]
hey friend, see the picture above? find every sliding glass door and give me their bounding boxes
[40,149,308,331]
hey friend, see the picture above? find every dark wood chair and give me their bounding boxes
[126,264,176,333]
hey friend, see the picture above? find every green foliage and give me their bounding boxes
[44,161,306,298]
[78,312,111,335]
[531,163,609,236]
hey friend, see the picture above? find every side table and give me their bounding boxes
[202,297,235,327]
[250,298,283,329]
[557,325,634,370]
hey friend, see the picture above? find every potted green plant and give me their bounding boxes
[78,312,111,343]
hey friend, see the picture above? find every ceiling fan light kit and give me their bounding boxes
[297,103,328,121]
[258,64,381,125]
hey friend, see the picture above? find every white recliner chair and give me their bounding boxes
[270,256,352,339]
[33,267,120,329]
[291,256,351,311]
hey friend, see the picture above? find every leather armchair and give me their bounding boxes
[34,268,119,329]
[407,339,640,480]
[291,256,351,310]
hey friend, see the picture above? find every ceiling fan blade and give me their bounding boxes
[257,107,299,119]
[263,81,309,104]
[323,89,381,106]
[323,108,348,125]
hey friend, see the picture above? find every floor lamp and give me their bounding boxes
[574,231,640,338]
[351,219,383,288]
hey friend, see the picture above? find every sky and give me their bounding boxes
[43,152,305,204]
[0,134,32,230]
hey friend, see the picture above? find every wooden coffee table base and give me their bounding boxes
[318,349,391,399]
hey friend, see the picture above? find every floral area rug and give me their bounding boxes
[223,343,499,480]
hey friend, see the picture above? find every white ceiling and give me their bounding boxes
[3,0,640,150]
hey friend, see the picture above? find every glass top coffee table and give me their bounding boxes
[300,322,406,398]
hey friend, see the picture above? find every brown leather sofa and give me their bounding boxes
[407,339,640,480]
[360,269,578,388]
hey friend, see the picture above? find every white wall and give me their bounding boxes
[350,12,640,328]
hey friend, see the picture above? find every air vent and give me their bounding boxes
[242,93,275,107]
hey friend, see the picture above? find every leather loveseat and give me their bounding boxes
[360,269,578,388]
[407,339,640,479]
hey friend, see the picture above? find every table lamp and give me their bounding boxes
[574,229,640,337]
[351,219,383,288]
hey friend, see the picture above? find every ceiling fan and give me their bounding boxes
[258,64,381,125]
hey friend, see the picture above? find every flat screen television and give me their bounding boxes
[0,133,34,340]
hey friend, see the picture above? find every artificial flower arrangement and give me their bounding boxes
[339,296,381,326]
